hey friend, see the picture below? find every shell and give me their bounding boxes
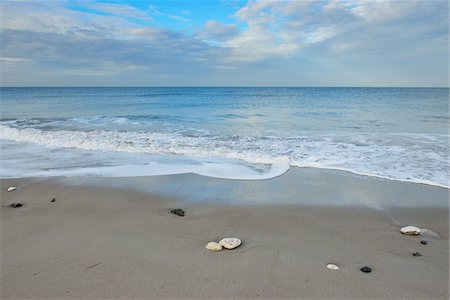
[326,264,339,270]
[7,186,16,192]
[219,237,241,249]
[205,242,223,251]
[400,226,421,235]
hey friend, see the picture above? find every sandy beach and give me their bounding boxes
[1,0,448,298]
[1,169,448,299]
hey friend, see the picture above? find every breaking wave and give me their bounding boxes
[0,123,448,187]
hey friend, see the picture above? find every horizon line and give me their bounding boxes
[1,86,448,89]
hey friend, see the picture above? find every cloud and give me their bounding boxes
[148,5,189,22]
[202,21,239,41]
[77,2,152,22]
[0,57,32,63]
[0,0,136,38]
[214,0,447,68]
[0,0,447,87]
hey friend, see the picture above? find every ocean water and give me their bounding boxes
[0,87,448,187]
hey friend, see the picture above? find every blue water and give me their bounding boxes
[0,87,448,186]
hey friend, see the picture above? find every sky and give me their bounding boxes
[0,0,448,87]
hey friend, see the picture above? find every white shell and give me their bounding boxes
[7,187,16,192]
[219,237,241,249]
[400,226,421,235]
[326,264,339,270]
[205,242,223,251]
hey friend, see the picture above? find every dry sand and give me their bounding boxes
[1,172,449,299]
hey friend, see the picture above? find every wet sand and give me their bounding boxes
[1,170,449,299]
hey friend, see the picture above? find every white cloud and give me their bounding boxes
[221,1,300,61]
[81,2,152,22]
[148,5,189,22]
[0,57,32,63]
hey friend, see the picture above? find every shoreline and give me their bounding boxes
[14,167,445,209]
[293,166,450,189]
[1,170,449,299]
[1,155,449,189]
[1,163,448,190]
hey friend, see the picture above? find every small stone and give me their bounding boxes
[219,237,241,249]
[360,266,372,273]
[51,198,56,203]
[420,240,427,245]
[205,242,222,251]
[326,264,339,270]
[10,203,23,208]
[170,208,185,217]
[400,226,421,235]
[7,187,16,192]
[412,252,422,257]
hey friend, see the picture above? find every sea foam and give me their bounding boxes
[0,123,448,187]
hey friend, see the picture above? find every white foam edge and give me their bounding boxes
[1,157,291,181]
[291,162,450,189]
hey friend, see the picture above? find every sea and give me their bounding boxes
[0,87,448,188]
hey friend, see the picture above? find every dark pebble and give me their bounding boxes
[170,208,185,217]
[412,252,422,257]
[51,198,56,203]
[420,240,427,245]
[360,266,372,273]
[10,203,23,208]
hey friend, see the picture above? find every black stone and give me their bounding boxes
[51,198,56,203]
[10,203,23,208]
[412,252,422,257]
[420,240,427,245]
[360,266,372,273]
[170,208,185,217]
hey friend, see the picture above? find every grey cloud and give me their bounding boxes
[202,21,239,41]
[0,25,231,88]
[1,28,217,69]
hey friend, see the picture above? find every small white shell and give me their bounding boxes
[400,226,421,235]
[7,187,16,192]
[205,242,223,251]
[326,264,339,270]
[219,237,241,249]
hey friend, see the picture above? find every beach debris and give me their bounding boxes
[420,240,427,245]
[170,208,185,217]
[51,198,56,203]
[205,242,223,251]
[360,266,372,273]
[10,203,23,208]
[86,262,101,269]
[219,237,241,250]
[400,226,421,235]
[326,264,340,270]
[7,186,16,192]
[412,252,422,257]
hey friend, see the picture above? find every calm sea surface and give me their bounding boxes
[0,87,448,187]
